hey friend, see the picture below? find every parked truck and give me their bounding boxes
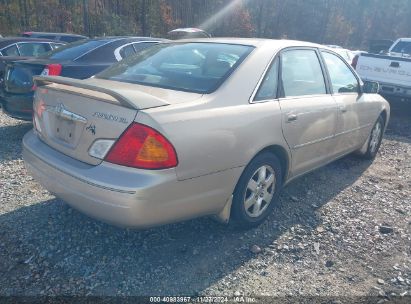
[353,38,411,100]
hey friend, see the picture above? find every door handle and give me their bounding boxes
[287,114,298,122]
[339,106,347,113]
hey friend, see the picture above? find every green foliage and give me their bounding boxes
[1,0,411,48]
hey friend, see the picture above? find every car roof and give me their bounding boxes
[23,31,87,38]
[0,37,63,48]
[396,38,411,42]
[166,37,327,49]
[93,36,167,41]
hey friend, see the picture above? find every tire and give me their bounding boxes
[230,152,283,229]
[360,116,385,160]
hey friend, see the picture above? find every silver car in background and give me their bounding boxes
[23,39,390,228]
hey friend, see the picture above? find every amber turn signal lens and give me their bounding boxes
[137,136,169,162]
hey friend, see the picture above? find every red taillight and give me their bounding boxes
[105,123,178,169]
[41,64,62,76]
[351,55,359,69]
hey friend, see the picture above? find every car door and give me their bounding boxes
[278,48,338,178]
[320,50,369,155]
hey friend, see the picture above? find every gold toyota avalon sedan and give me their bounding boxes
[23,38,390,228]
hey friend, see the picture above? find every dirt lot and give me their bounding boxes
[0,99,410,301]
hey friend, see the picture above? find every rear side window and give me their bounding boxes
[132,42,158,52]
[390,41,411,55]
[43,40,107,61]
[60,36,85,43]
[119,44,136,59]
[281,49,326,97]
[322,51,359,94]
[17,43,50,56]
[97,43,253,94]
[2,45,19,56]
[50,43,64,50]
[254,57,279,101]
[77,41,117,63]
[117,43,159,60]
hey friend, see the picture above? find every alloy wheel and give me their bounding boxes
[243,165,276,218]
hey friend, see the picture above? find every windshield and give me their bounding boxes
[96,42,254,94]
[390,40,411,55]
[40,39,106,61]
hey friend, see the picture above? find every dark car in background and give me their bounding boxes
[21,31,88,43]
[0,37,64,57]
[2,36,163,120]
[0,37,65,102]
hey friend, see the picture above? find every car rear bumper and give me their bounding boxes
[23,130,240,228]
[377,82,411,99]
[2,91,33,120]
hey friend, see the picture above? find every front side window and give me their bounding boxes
[97,43,254,94]
[17,43,50,56]
[254,57,279,101]
[280,49,326,97]
[322,51,359,94]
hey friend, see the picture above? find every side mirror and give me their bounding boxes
[362,81,380,94]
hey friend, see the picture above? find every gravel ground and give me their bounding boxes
[0,99,410,301]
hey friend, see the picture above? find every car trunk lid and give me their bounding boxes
[33,76,201,165]
[4,61,47,94]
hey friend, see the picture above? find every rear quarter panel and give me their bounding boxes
[138,100,288,182]
[355,92,390,142]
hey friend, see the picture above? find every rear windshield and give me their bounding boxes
[96,42,254,94]
[41,40,106,61]
[391,41,411,55]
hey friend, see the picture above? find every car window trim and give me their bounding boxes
[114,40,162,61]
[319,49,361,96]
[0,43,14,52]
[278,94,333,101]
[277,47,331,99]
